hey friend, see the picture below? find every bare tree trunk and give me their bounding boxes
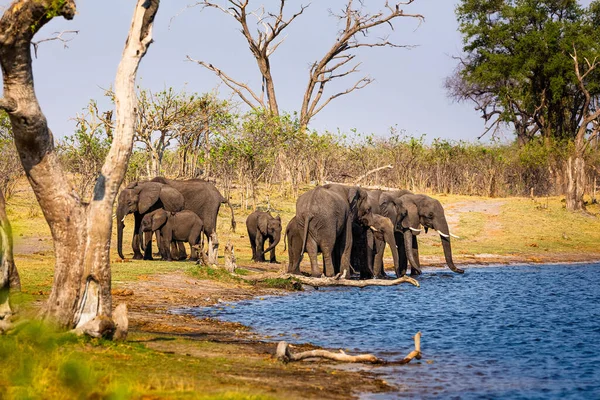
[203,119,211,179]
[565,156,586,211]
[0,189,19,322]
[0,0,159,330]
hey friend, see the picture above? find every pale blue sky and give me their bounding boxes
[0,1,587,143]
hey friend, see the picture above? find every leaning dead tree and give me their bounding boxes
[0,188,20,328]
[0,0,160,333]
[189,1,423,129]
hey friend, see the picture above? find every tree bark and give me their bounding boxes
[565,156,586,211]
[0,0,159,329]
[0,189,19,321]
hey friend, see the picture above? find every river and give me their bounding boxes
[183,264,600,399]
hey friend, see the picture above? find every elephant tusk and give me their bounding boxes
[437,230,450,238]
[121,216,127,222]
[450,233,461,239]
[370,226,379,232]
[409,227,422,233]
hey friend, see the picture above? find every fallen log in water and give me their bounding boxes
[276,331,422,365]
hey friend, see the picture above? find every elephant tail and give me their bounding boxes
[300,215,312,257]
[223,199,236,232]
[283,229,288,252]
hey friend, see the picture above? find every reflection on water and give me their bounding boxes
[183,264,600,399]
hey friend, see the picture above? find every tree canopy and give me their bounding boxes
[448,0,600,144]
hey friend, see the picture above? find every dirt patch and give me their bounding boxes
[444,199,504,233]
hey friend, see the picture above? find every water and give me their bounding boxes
[182,264,600,399]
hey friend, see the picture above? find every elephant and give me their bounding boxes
[285,215,323,275]
[395,193,464,275]
[285,216,302,274]
[296,185,367,277]
[117,177,236,263]
[246,211,282,263]
[116,181,185,260]
[139,209,204,261]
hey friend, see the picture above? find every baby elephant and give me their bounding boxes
[246,211,282,262]
[140,209,204,261]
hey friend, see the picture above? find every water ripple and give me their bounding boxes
[183,263,600,399]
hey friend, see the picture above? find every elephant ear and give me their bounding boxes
[399,197,420,230]
[138,182,163,214]
[151,210,168,231]
[347,187,367,211]
[159,186,185,212]
[258,215,268,235]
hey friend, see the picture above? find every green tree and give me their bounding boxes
[449,0,600,210]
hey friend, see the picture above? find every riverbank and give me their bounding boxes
[4,183,600,398]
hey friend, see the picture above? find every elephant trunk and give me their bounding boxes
[440,234,464,274]
[117,205,127,259]
[403,230,421,275]
[436,219,464,274]
[261,231,281,255]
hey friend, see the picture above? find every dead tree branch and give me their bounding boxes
[190,0,309,115]
[31,30,78,57]
[276,331,422,364]
[299,0,423,128]
[354,164,393,184]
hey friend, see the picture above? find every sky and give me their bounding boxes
[0,0,582,144]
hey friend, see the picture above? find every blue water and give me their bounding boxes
[184,264,600,399]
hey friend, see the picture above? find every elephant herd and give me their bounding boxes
[116,178,463,279]
[116,177,235,264]
[282,183,464,278]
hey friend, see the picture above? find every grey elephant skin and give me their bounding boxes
[140,209,204,261]
[246,211,282,263]
[295,185,367,277]
[152,178,235,263]
[116,181,185,260]
[395,193,464,275]
[351,189,414,278]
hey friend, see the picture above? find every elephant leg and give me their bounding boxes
[268,237,277,263]
[373,237,386,279]
[363,230,375,279]
[322,245,335,277]
[255,235,266,262]
[178,241,188,261]
[207,232,219,264]
[170,242,180,260]
[307,239,320,277]
[143,230,154,260]
[249,234,257,262]
[395,232,408,277]
[339,216,354,278]
[161,230,173,261]
[132,213,143,260]
[410,236,422,276]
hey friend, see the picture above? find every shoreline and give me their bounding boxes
[114,253,600,398]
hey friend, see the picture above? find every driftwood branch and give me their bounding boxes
[245,273,420,288]
[276,331,422,365]
[354,164,393,184]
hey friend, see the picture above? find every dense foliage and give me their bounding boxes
[449,0,600,144]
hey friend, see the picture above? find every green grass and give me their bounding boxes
[0,321,280,399]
